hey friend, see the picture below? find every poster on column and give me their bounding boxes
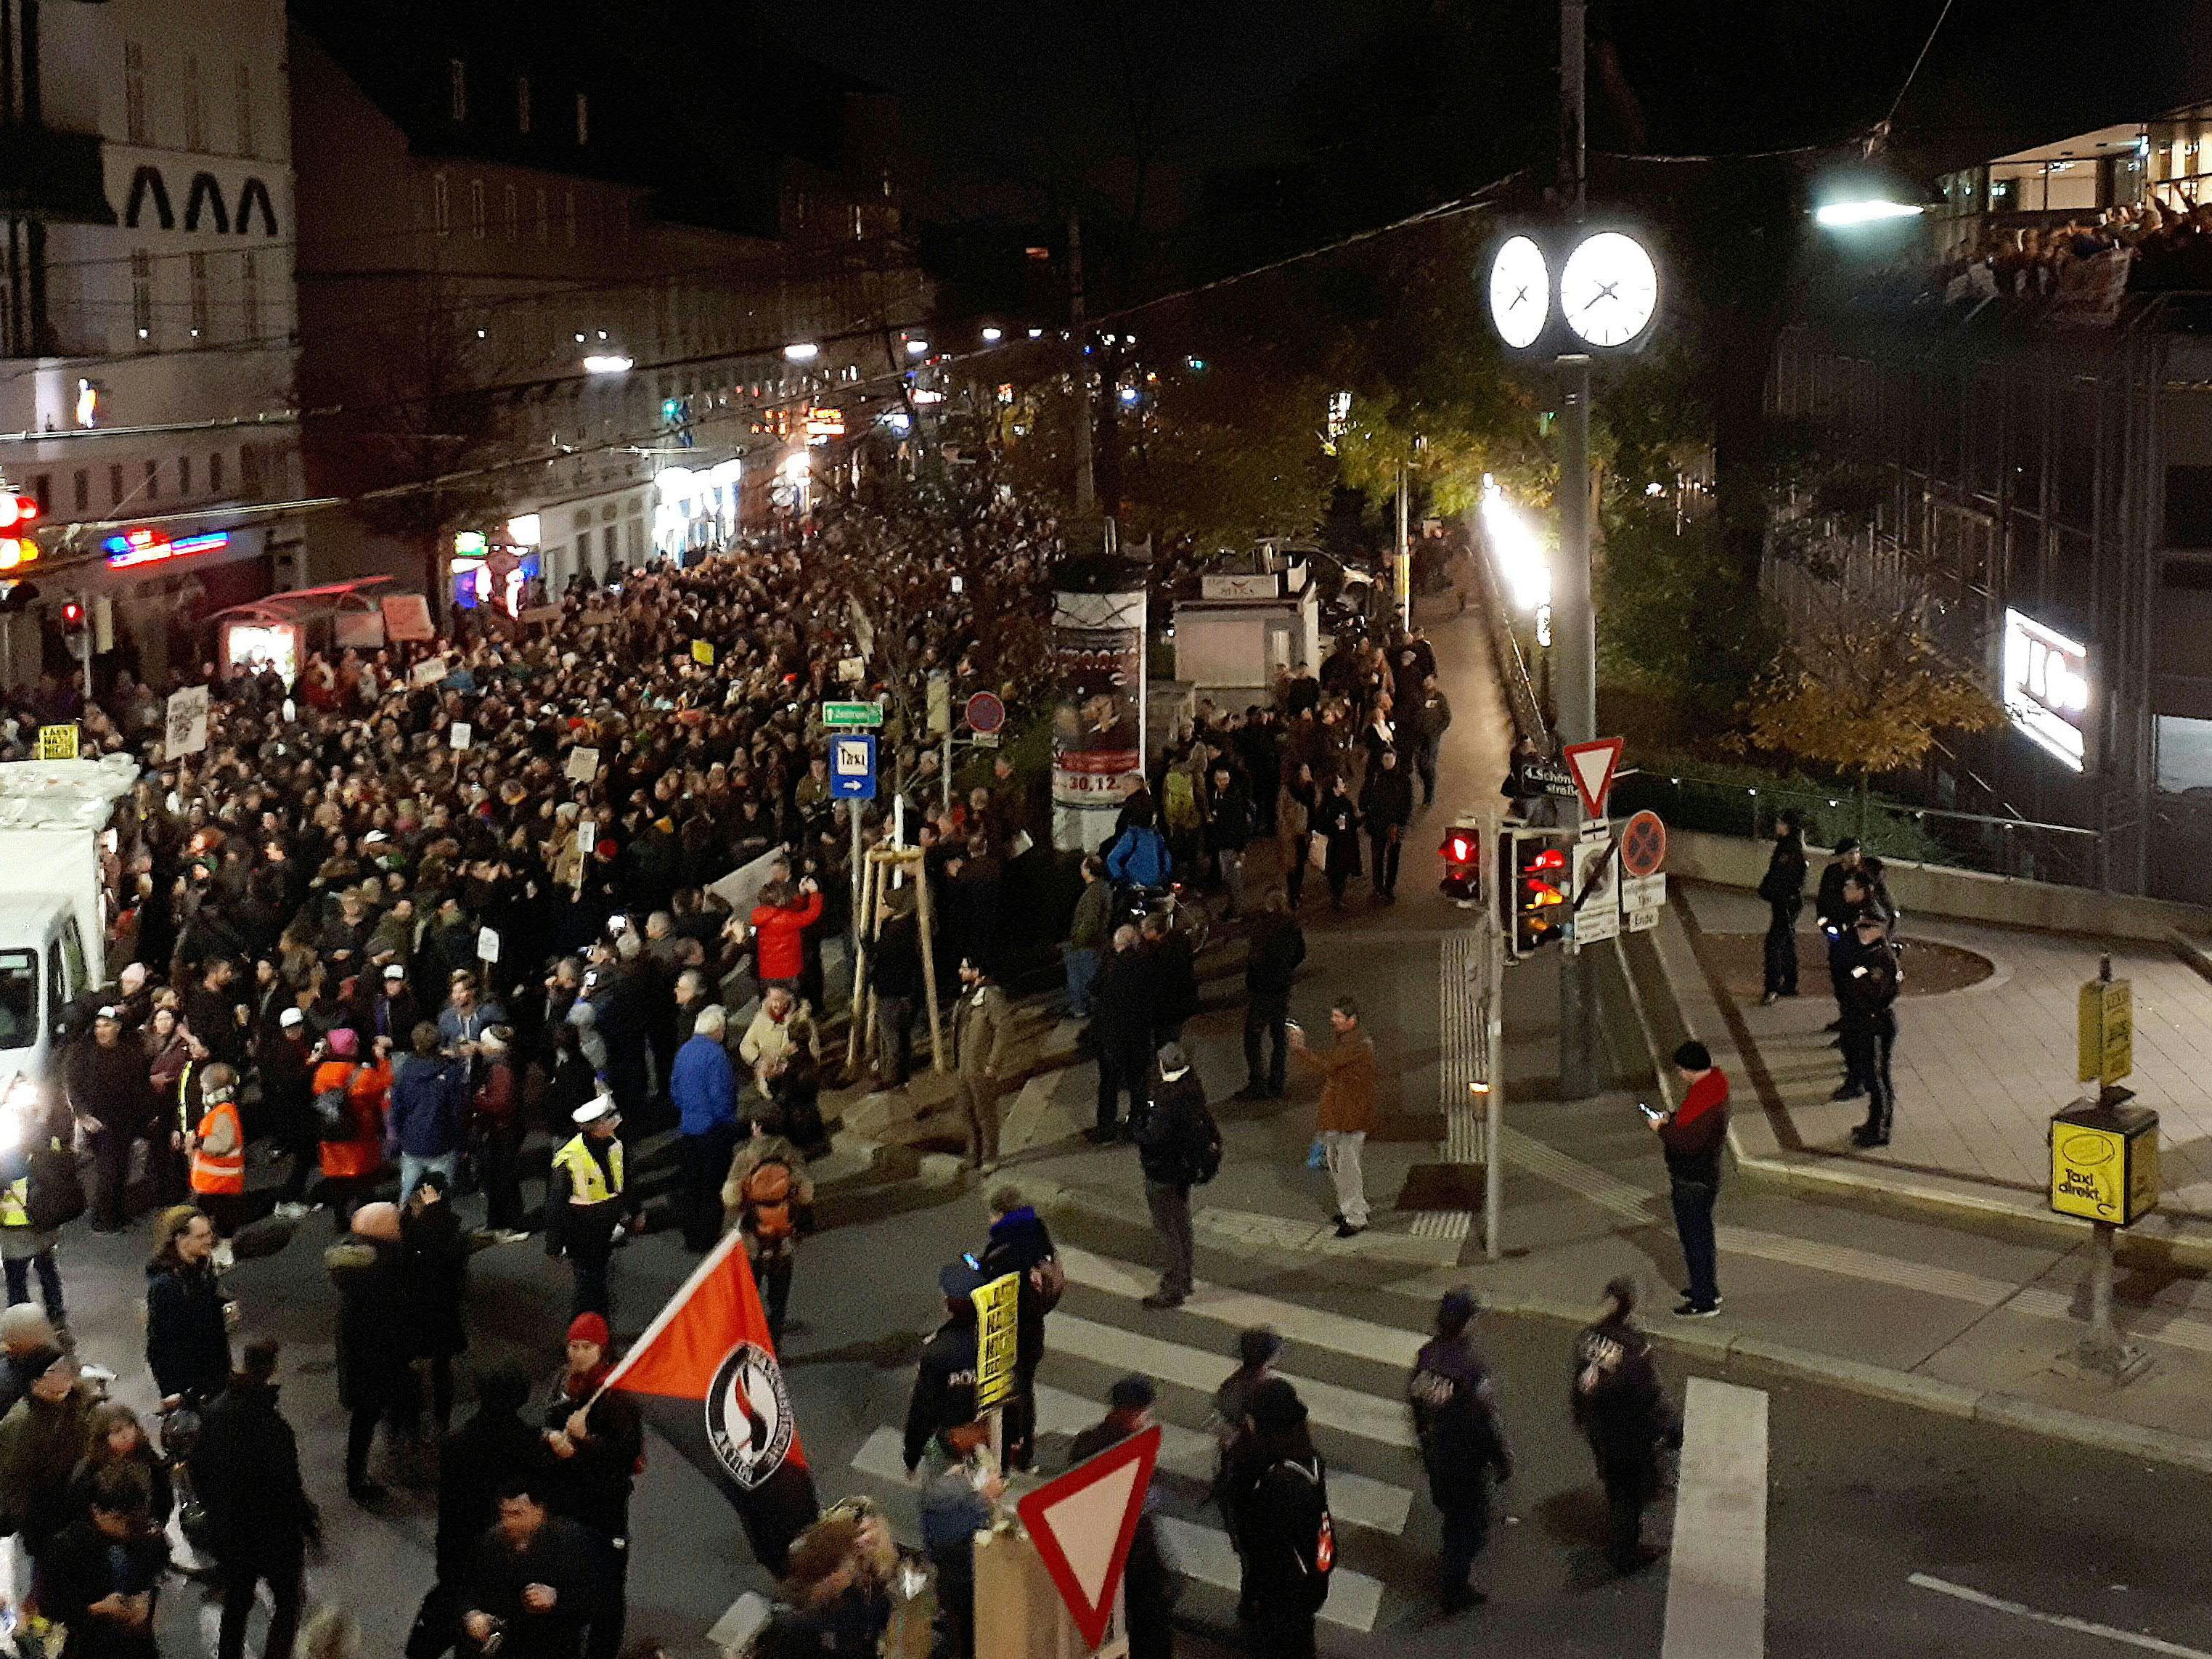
[1050,589,1146,812]
[164,685,210,758]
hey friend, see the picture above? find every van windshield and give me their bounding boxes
[0,951,33,1051]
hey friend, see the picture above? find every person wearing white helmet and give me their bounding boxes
[546,1093,640,1321]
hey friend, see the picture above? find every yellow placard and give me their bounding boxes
[2051,1123,2126,1222]
[36,724,77,761]
[2077,977,2133,1085]
[691,640,715,667]
[971,1271,1022,1411]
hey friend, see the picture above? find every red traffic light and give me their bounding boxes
[60,599,83,629]
[1444,832,1475,863]
[1527,847,1567,873]
[0,495,36,531]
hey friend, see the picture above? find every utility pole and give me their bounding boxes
[1069,209,1093,515]
[1556,0,1599,1101]
[1395,465,1411,631]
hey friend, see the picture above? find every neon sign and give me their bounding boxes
[102,528,231,570]
[2002,608,2089,772]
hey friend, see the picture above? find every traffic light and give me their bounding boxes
[60,598,84,635]
[1440,825,1482,905]
[1501,827,1572,958]
[0,538,37,571]
[0,494,37,531]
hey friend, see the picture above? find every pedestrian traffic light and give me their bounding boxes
[0,494,37,531]
[1440,825,1482,905]
[1501,828,1572,958]
[60,598,84,635]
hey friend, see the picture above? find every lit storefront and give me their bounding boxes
[653,459,741,561]
[449,518,544,616]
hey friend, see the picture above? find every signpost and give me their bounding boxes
[2077,969,2134,1088]
[1570,836,1620,945]
[1012,1424,1161,1653]
[828,735,877,801]
[1620,871,1668,932]
[691,640,716,667]
[965,690,1007,737]
[1619,810,1667,879]
[823,700,883,730]
[1562,735,1624,829]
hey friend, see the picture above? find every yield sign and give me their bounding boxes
[1564,737,1625,825]
[1016,1423,1161,1649]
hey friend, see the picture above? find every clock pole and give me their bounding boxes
[1556,0,1599,1101]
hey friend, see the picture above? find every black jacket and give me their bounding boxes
[436,1406,548,1583]
[902,1317,979,1472]
[402,1201,471,1360]
[1144,934,1199,1032]
[979,1205,1057,1373]
[40,1517,169,1659]
[144,1260,231,1403]
[539,1386,642,1541]
[325,1234,409,1408]
[1138,1070,1209,1187]
[1814,859,1857,930]
[1838,934,1901,1035]
[465,1516,597,1659]
[1228,1442,1334,1617]
[1408,1334,1511,1508]
[65,1038,153,1134]
[1090,949,1154,1049]
[872,910,926,1001]
[1758,836,1808,907]
[1572,1318,1673,1470]
[1244,912,1306,996]
[192,1380,317,1562]
[1360,763,1416,831]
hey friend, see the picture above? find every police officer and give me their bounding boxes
[0,1086,69,1329]
[1407,1288,1511,1613]
[547,1092,640,1320]
[902,1260,983,1478]
[1571,1278,1674,1575]
[1840,910,1901,1147]
[1813,837,1864,1030]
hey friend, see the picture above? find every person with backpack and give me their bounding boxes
[1408,1288,1512,1613]
[722,1117,815,1347]
[1135,1042,1219,1311]
[1103,803,1172,899]
[1227,1378,1334,1659]
[977,1186,1059,1472]
[1159,755,1205,879]
[312,1027,394,1232]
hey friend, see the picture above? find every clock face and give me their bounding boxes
[1487,235,1550,350]
[1559,231,1658,348]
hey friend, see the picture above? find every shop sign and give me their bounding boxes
[2002,608,2088,772]
[103,528,230,571]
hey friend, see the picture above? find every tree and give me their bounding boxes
[1599,502,1777,724]
[1738,598,2002,787]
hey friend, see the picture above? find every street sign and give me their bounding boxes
[828,735,877,802]
[1521,759,1580,800]
[2078,974,2134,1086]
[35,724,76,761]
[1620,810,1667,879]
[971,1271,1022,1411]
[822,700,883,730]
[1620,871,1668,932]
[965,690,1006,735]
[1015,1423,1163,1651]
[1571,837,1620,945]
[1563,736,1625,826]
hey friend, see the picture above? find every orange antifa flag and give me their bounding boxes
[601,1230,820,1575]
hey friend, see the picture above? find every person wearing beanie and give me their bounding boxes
[1227,1377,1334,1657]
[325,1200,407,1503]
[1651,1040,1730,1317]
[1136,1041,1214,1311]
[542,1313,641,1659]
[1572,1277,1676,1575]
[195,1338,318,1659]
[1066,1377,1173,1659]
[1408,1288,1512,1613]
[187,1061,247,1258]
[312,1024,395,1232]
[0,1346,89,1573]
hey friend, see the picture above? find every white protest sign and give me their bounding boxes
[449,722,473,751]
[566,746,600,783]
[410,655,449,689]
[164,685,210,758]
[476,926,499,963]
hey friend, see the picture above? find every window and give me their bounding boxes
[144,460,159,502]
[71,470,87,513]
[516,75,531,134]
[240,443,263,497]
[123,41,147,144]
[240,250,261,338]
[30,476,46,515]
[129,249,153,345]
[433,172,450,237]
[563,189,576,247]
[448,58,467,123]
[0,950,38,1052]
[574,91,589,146]
[208,451,223,495]
[108,464,123,507]
[188,252,210,341]
[503,183,518,242]
[182,54,205,150]
[2168,466,2212,547]
[234,62,256,155]
[470,177,486,240]
[178,455,192,496]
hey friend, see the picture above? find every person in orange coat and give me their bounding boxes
[187,1062,248,1259]
[748,878,824,991]
[313,1027,393,1231]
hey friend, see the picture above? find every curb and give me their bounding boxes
[2168,926,2212,990]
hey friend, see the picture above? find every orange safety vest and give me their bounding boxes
[189,1099,245,1196]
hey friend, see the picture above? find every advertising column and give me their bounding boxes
[1051,521,1148,853]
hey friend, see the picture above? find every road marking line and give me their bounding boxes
[1908,1574,2212,1658]
[1059,1244,1426,1367]
[1154,1515,1383,1634]
[1662,1377,1768,1659]
[1050,1313,1417,1448]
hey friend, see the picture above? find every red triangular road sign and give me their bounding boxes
[1564,737,1625,824]
[1016,1423,1162,1649]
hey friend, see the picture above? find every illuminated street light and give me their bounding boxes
[1480,477,1551,613]
[783,343,820,362]
[1814,197,1925,227]
[981,325,1004,343]
[581,354,633,375]
[906,338,929,356]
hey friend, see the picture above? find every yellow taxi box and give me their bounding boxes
[2049,1101,2160,1226]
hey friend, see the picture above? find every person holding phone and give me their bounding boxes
[1646,1041,1730,1318]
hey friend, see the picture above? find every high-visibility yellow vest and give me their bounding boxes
[552,1133,624,1206]
[0,1175,28,1228]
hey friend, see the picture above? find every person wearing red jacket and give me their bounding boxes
[1650,1040,1729,1318]
[748,879,824,990]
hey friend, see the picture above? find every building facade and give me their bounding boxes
[0,0,301,686]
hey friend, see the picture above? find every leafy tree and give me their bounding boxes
[1599,502,1776,722]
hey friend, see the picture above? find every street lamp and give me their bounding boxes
[783,343,819,363]
[581,354,632,375]
[981,325,1004,343]
[1480,478,1551,613]
[1814,196,1925,228]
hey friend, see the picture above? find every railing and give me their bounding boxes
[1611,769,2103,889]
[1467,526,1548,749]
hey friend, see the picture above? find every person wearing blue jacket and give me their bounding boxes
[388,1023,471,1204]
[672,1004,740,1250]
[1105,803,1172,892]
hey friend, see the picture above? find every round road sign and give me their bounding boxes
[1620,810,1668,879]
[965,690,1006,735]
